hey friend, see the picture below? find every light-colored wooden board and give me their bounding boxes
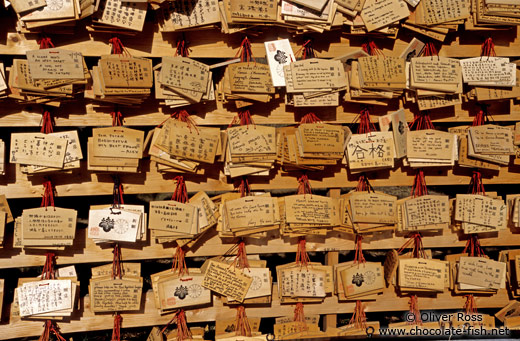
[0,95,518,127]
[1,161,519,199]
[0,285,511,340]
[2,26,520,58]
[1,227,520,270]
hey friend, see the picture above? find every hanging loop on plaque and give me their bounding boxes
[408,294,422,325]
[111,313,122,341]
[112,244,123,280]
[172,176,188,203]
[40,111,55,134]
[480,37,496,59]
[38,35,55,50]
[235,37,255,63]
[348,300,367,330]
[175,34,190,57]
[172,246,190,278]
[235,305,252,337]
[41,180,56,210]
[41,252,56,280]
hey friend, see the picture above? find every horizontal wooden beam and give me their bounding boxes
[0,98,518,127]
[0,285,511,340]
[1,225,519,270]
[1,160,518,199]
[2,26,520,58]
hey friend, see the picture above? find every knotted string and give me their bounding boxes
[408,295,422,325]
[468,171,486,196]
[463,235,486,257]
[362,41,384,57]
[172,246,189,278]
[172,176,188,203]
[354,106,376,134]
[175,35,190,57]
[297,174,312,196]
[235,305,252,337]
[348,300,367,330]
[41,252,56,280]
[235,37,255,63]
[38,35,55,50]
[411,170,428,198]
[112,175,124,209]
[111,313,122,341]
[39,320,66,341]
[356,174,374,193]
[237,177,251,198]
[293,302,308,332]
[229,109,255,127]
[299,112,322,124]
[420,42,438,58]
[109,37,129,56]
[408,111,434,131]
[229,239,250,271]
[160,310,192,341]
[157,110,199,134]
[41,180,56,210]
[40,111,54,134]
[112,243,123,280]
[353,235,366,265]
[398,232,426,259]
[295,237,310,269]
[111,111,124,127]
[294,39,316,61]
[480,37,496,59]
[472,104,493,127]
